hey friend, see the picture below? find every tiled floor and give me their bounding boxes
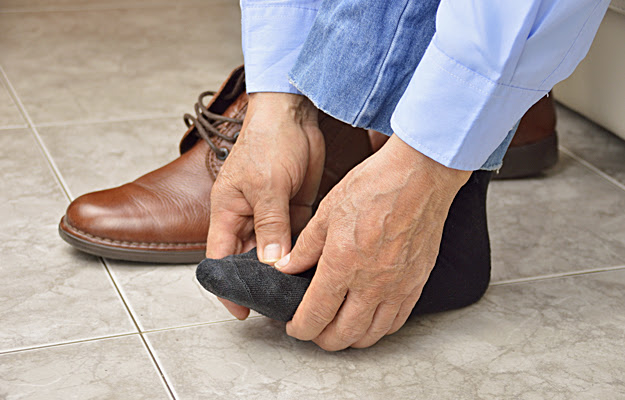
[1,2,624,399]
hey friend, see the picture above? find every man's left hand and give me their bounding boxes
[276,135,471,351]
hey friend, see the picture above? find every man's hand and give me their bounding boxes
[276,135,471,350]
[206,92,325,320]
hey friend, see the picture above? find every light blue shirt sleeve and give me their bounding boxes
[241,0,610,170]
[241,0,321,94]
[390,0,610,170]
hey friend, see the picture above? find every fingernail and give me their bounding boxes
[275,253,291,269]
[263,243,282,264]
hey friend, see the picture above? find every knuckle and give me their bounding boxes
[254,212,286,227]
[316,273,348,300]
[383,296,405,307]
[315,337,348,352]
[253,208,288,232]
[369,324,392,338]
[336,326,363,344]
[350,336,379,349]
[306,307,334,330]
[357,292,382,308]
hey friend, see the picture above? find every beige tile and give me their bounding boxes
[557,103,625,187]
[488,153,625,282]
[0,4,242,125]
[0,129,135,352]
[0,335,170,400]
[107,262,238,331]
[0,0,230,12]
[0,78,24,128]
[146,270,625,400]
[0,0,170,12]
[38,118,182,197]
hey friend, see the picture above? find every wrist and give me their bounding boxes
[248,92,318,126]
[383,134,471,193]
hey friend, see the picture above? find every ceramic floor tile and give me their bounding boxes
[107,262,239,331]
[0,3,242,125]
[0,0,230,12]
[0,129,136,352]
[39,119,240,330]
[0,0,171,12]
[0,335,170,400]
[488,153,625,282]
[37,118,182,197]
[0,77,24,128]
[556,103,625,187]
[146,269,625,400]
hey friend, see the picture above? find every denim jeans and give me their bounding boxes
[288,0,516,171]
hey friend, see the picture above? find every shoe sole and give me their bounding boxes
[58,217,206,264]
[495,131,558,179]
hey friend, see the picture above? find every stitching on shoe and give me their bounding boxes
[63,219,205,249]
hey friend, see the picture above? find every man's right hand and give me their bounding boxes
[205,92,325,320]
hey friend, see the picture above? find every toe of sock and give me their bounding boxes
[196,250,315,322]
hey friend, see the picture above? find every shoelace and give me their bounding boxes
[183,91,243,160]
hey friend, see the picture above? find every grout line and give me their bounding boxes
[141,315,263,336]
[0,332,139,356]
[142,335,178,400]
[560,145,625,193]
[0,65,74,201]
[491,264,625,286]
[0,317,261,356]
[98,259,177,398]
[139,332,176,400]
[98,258,177,399]
[0,68,28,130]
[0,124,28,131]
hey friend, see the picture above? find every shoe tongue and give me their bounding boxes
[179,91,248,154]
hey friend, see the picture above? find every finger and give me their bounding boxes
[350,301,402,349]
[275,212,328,274]
[206,184,254,258]
[312,292,379,351]
[218,297,250,320]
[206,209,246,259]
[286,256,347,341]
[387,288,423,335]
[253,194,292,264]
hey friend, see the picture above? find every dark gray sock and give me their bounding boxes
[196,242,315,322]
[196,170,492,322]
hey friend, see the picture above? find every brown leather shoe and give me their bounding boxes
[495,94,558,179]
[58,66,373,263]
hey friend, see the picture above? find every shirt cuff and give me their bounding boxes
[390,40,547,171]
[241,4,319,94]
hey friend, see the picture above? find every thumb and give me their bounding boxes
[253,194,292,264]
[275,213,327,274]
